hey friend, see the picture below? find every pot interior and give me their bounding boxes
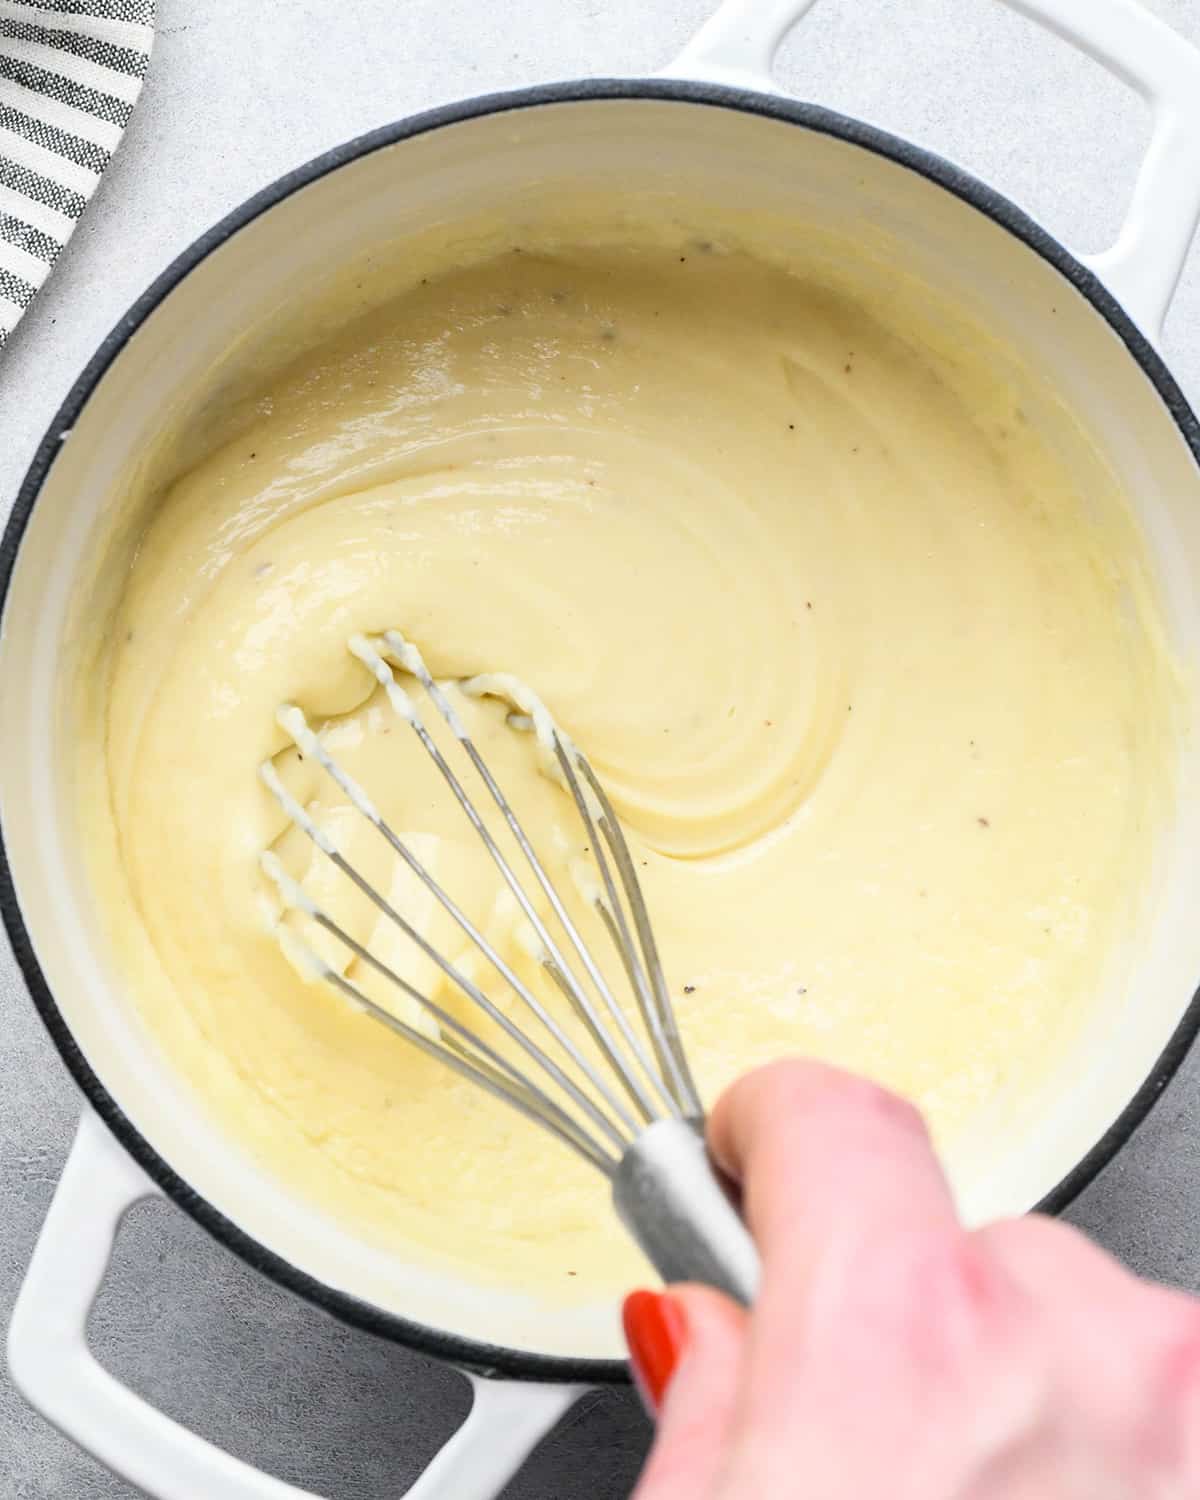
[3,91,1200,1365]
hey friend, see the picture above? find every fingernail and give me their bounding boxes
[622,1289,688,1414]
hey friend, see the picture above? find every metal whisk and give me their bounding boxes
[258,629,760,1304]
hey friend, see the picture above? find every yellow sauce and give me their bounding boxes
[87,242,1174,1296]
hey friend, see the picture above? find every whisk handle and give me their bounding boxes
[613,1118,760,1305]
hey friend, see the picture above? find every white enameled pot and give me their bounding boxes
[6,1,1200,1495]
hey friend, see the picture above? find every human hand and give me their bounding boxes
[622,1060,1200,1498]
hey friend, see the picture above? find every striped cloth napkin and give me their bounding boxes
[0,0,154,348]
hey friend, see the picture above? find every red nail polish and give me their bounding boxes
[623,1289,687,1414]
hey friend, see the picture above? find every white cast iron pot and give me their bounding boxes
[6,0,1200,1495]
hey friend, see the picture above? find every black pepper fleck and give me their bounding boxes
[683,984,695,994]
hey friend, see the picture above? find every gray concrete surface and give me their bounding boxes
[4,1,1200,1494]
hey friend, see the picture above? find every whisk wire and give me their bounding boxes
[550,738,701,1119]
[316,963,618,1174]
[262,740,637,1151]
[259,854,614,1169]
[342,647,654,1133]
[286,893,616,1168]
[577,757,704,1118]
[373,632,679,1124]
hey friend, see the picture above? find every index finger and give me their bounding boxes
[708,1059,958,1287]
[705,1062,963,1470]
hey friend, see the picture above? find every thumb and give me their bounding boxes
[627,1285,749,1500]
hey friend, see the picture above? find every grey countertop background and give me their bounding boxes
[4,1,1200,1494]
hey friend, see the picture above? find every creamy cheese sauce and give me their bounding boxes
[88,243,1174,1295]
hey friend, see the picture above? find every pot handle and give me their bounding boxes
[664,0,1200,343]
[8,1108,583,1500]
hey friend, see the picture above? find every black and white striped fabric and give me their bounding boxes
[0,0,154,347]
